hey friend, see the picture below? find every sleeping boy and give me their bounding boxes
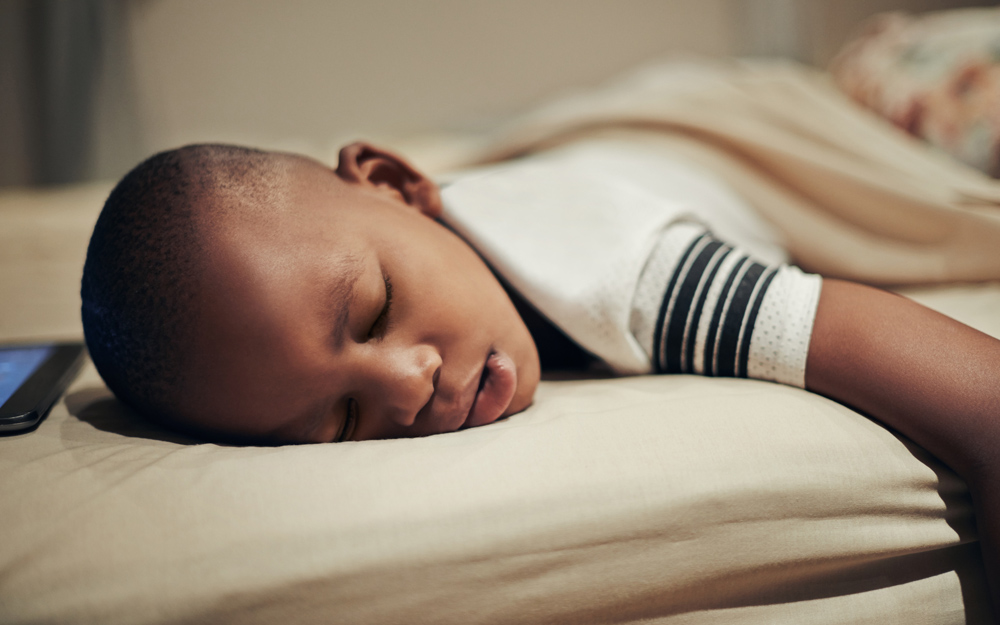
[80,140,1000,609]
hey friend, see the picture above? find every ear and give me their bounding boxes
[336,142,443,218]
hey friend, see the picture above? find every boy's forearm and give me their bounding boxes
[806,280,1000,488]
[806,279,1000,612]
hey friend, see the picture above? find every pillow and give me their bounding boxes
[0,363,988,624]
[831,8,1000,177]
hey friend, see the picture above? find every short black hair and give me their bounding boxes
[81,143,282,424]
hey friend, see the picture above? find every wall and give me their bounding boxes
[3,0,995,185]
[123,0,732,165]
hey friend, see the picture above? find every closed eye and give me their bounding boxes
[368,273,393,340]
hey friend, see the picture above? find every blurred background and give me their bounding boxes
[0,0,994,188]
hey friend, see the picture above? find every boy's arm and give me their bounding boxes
[806,279,1000,615]
[632,223,999,610]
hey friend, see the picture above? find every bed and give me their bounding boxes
[3,45,1000,625]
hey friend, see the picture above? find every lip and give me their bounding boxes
[461,351,518,430]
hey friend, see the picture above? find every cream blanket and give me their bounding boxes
[462,59,1000,285]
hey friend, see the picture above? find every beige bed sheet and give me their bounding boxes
[0,363,992,625]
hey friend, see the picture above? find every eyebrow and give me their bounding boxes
[328,255,364,350]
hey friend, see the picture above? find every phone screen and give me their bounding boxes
[0,342,85,433]
[0,346,56,405]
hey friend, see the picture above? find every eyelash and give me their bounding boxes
[367,274,393,340]
[334,274,391,443]
[335,398,358,443]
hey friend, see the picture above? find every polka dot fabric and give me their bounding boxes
[746,264,821,387]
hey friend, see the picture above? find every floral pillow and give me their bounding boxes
[831,8,1000,177]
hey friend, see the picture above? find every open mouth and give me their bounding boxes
[463,351,518,429]
[476,360,490,392]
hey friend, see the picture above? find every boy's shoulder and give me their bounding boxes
[439,138,787,267]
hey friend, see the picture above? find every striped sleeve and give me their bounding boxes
[629,221,822,388]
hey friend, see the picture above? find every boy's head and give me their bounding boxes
[82,143,540,444]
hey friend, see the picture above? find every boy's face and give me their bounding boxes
[182,145,540,443]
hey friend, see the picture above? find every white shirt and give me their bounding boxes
[440,139,809,377]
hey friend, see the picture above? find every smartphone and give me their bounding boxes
[0,342,86,433]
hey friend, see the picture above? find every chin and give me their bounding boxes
[505,395,533,418]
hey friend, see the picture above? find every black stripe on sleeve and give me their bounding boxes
[652,233,708,373]
[703,255,748,376]
[683,245,732,374]
[663,240,723,374]
[715,262,765,378]
[736,267,779,378]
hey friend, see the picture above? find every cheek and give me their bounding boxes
[393,217,531,346]
[419,235,505,319]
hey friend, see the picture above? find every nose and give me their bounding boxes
[372,342,441,428]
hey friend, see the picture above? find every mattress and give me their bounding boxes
[1,164,997,624]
